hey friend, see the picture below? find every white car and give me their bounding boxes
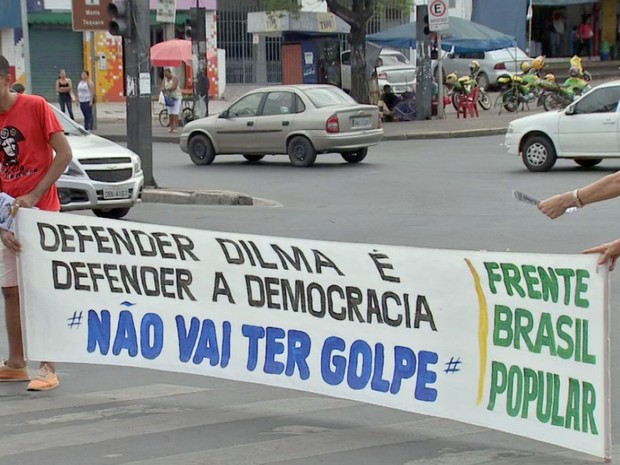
[52,106,144,218]
[341,48,416,95]
[505,80,620,172]
[435,46,529,90]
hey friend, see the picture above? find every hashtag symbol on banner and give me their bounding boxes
[444,357,462,374]
[67,311,83,329]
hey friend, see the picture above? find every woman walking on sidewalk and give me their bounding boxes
[77,70,95,130]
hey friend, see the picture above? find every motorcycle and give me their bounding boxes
[542,83,591,111]
[449,76,492,111]
[496,74,538,112]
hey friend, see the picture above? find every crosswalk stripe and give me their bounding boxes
[0,383,207,417]
[0,395,356,458]
[118,417,488,465]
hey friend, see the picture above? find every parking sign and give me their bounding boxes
[429,0,449,31]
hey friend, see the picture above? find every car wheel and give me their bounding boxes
[159,109,170,128]
[575,158,602,168]
[93,207,131,219]
[522,136,557,172]
[287,136,317,167]
[188,134,216,166]
[243,155,265,163]
[476,72,489,91]
[341,148,368,163]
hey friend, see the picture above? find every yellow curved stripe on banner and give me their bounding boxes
[464,258,489,406]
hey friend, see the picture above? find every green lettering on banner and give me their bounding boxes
[484,262,502,294]
[501,263,526,298]
[575,269,590,308]
[514,308,535,352]
[493,305,513,347]
[555,268,575,306]
[522,265,542,300]
[507,364,523,417]
[534,313,557,356]
[556,315,575,360]
[521,367,538,419]
[537,266,559,303]
[582,381,599,435]
[487,361,507,410]
[565,378,581,431]
[536,370,553,423]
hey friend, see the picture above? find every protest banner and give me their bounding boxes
[16,209,610,459]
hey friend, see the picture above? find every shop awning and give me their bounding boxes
[532,0,598,5]
[28,11,190,26]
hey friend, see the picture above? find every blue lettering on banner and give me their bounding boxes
[241,324,311,380]
[320,336,439,401]
[175,316,231,368]
[87,304,164,359]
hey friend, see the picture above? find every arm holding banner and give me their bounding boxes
[539,170,620,219]
[539,170,620,270]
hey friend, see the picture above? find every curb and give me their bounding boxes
[382,127,507,140]
[142,187,254,206]
[97,127,508,144]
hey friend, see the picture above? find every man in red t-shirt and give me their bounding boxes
[0,55,72,391]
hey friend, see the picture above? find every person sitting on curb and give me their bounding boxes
[379,85,401,122]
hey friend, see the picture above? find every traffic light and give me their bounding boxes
[184,19,192,39]
[423,13,430,36]
[108,0,133,37]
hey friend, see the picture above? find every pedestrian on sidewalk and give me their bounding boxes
[77,70,95,130]
[577,15,593,58]
[0,55,72,391]
[162,68,181,133]
[56,69,75,120]
[539,172,620,270]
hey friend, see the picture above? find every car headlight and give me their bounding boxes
[63,161,83,177]
[133,156,142,173]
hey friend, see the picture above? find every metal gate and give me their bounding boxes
[29,27,83,101]
[217,0,281,84]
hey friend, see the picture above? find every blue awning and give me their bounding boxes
[367,17,516,52]
[532,0,597,5]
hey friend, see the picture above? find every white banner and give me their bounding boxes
[156,0,177,24]
[16,210,610,459]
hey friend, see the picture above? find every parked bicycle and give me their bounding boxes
[158,94,195,128]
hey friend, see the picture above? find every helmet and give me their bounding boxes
[458,75,470,83]
[544,73,555,82]
[521,61,532,73]
[570,55,582,71]
[446,73,458,85]
[569,66,580,77]
[469,60,480,73]
[531,56,545,70]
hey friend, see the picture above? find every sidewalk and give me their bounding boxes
[91,93,535,144]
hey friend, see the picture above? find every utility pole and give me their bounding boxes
[190,5,209,118]
[108,0,156,187]
[415,4,432,121]
[19,0,32,93]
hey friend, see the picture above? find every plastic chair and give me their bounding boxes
[456,86,479,118]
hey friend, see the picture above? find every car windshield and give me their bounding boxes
[51,105,88,136]
[381,53,411,66]
[303,87,356,108]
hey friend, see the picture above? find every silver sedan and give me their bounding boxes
[179,85,383,167]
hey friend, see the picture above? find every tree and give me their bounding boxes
[266,0,410,104]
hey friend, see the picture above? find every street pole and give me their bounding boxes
[437,31,444,119]
[125,0,155,186]
[190,6,209,118]
[416,4,432,121]
[90,31,98,130]
[19,0,32,93]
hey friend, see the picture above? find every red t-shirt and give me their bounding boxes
[0,94,64,211]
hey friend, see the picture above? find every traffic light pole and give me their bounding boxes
[124,0,155,187]
[415,4,432,121]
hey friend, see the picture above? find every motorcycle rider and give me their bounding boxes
[569,55,592,82]
[531,55,546,77]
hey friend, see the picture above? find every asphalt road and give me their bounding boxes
[2,137,620,465]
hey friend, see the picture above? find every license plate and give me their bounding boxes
[393,86,406,93]
[351,116,371,129]
[103,188,130,200]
